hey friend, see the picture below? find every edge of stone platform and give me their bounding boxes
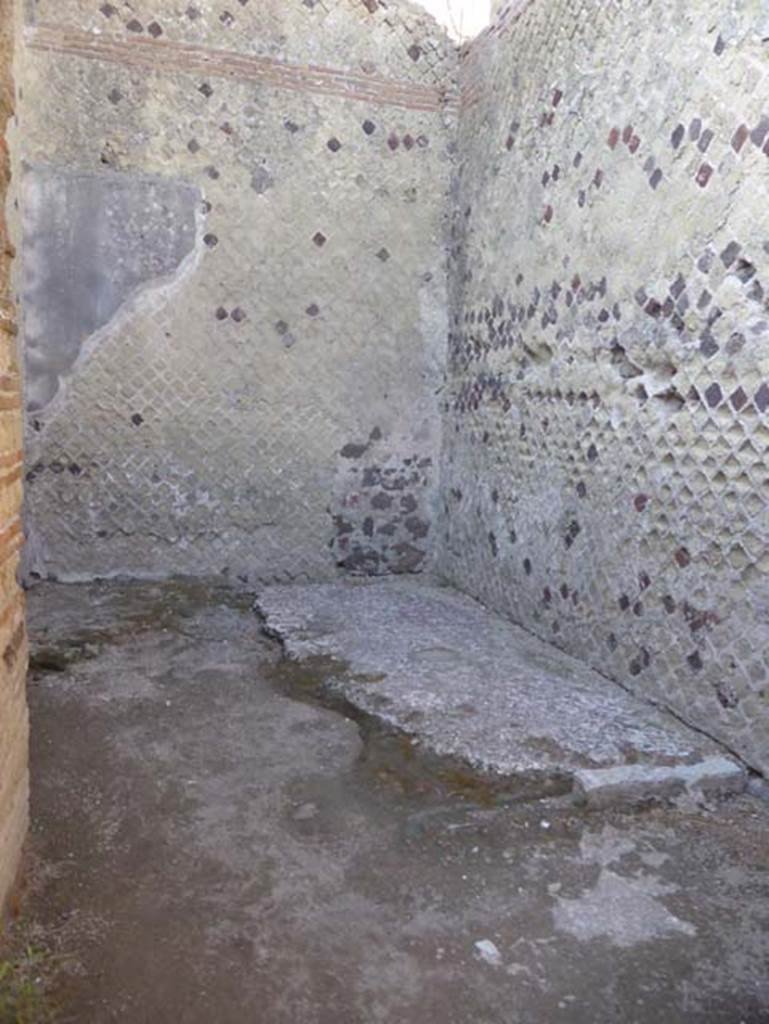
[255,585,749,811]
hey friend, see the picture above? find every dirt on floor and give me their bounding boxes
[4,578,769,1024]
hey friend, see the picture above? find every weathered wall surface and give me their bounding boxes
[438,0,769,772]
[20,0,456,582]
[0,0,28,915]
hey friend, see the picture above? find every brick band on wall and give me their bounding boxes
[27,24,459,113]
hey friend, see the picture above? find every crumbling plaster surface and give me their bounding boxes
[437,0,769,773]
[20,0,457,582]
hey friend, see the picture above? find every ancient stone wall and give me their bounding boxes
[19,0,457,583]
[0,0,28,916]
[437,0,769,772]
[15,0,769,779]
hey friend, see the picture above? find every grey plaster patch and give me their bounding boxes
[257,579,735,797]
[552,870,697,947]
[22,165,200,411]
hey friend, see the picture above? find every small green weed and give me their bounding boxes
[0,946,55,1024]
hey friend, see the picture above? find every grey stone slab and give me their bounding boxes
[574,757,746,810]
[257,578,740,798]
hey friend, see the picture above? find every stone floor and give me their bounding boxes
[257,579,742,804]
[12,578,769,1023]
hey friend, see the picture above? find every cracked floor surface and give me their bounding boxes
[16,579,769,1023]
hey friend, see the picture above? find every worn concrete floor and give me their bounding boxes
[17,580,769,1023]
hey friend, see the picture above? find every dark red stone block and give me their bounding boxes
[675,547,692,568]
[730,386,748,411]
[695,163,713,187]
[732,124,749,152]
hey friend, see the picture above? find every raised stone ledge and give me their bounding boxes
[574,757,747,810]
[257,578,745,808]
